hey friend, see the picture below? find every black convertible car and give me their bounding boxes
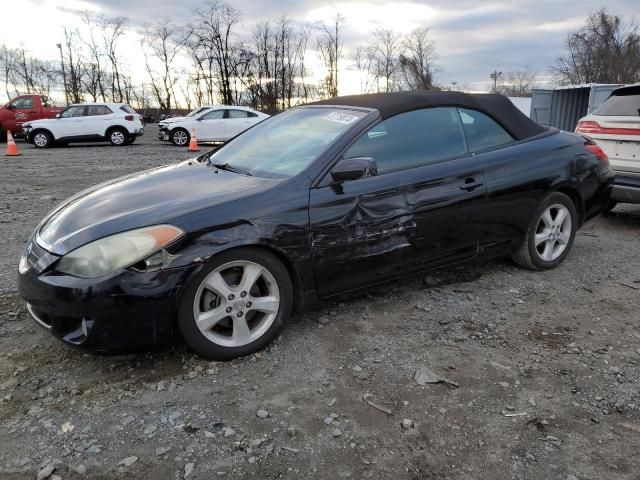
[18,91,614,360]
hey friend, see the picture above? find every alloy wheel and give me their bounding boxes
[34,133,48,147]
[173,130,188,146]
[111,131,125,145]
[192,260,280,348]
[534,203,572,262]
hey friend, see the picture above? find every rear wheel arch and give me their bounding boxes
[106,126,130,146]
[554,186,584,227]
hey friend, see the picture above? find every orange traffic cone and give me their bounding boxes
[188,129,200,152]
[5,130,20,156]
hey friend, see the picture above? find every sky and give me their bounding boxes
[1,0,638,103]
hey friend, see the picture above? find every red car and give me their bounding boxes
[0,94,63,141]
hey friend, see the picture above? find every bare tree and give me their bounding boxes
[185,0,242,105]
[552,9,640,85]
[317,12,344,98]
[351,46,377,94]
[0,45,20,99]
[61,29,85,103]
[491,68,536,97]
[400,27,438,90]
[369,28,403,92]
[101,15,128,102]
[142,20,183,111]
[81,12,108,101]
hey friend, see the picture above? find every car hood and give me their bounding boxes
[37,160,279,255]
[159,116,188,126]
[23,118,52,127]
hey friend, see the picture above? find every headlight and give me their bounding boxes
[56,225,184,278]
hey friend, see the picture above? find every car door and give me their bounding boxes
[225,109,256,138]
[9,96,37,129]
[196,109,226,141]
[84,105,114,137]
[54,106,87,138]
[309,107,488,297]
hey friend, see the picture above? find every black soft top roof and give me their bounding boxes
[307,90,546,140]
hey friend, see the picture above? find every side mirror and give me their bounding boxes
[331,157,377,182]
[7,104,15,110]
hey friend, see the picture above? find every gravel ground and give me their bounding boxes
[1,138,639,480]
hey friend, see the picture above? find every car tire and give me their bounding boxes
[177,248,293,360]
[170,128,190,147]
[511,192,577,271]
[32,130,53,149]
[0,128,6,143]
[108,128,128,146]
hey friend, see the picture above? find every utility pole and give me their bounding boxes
[56,43,69,105]
[490,70,502,93]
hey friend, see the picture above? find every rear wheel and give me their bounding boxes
[0,128,6,143]
[108,128,128,146]
[512,192,577,270]
[177,248,292,360]
[171,128,190,147]
[32,130,53,149]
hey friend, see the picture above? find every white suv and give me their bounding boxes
[576,84,640,208]
[158,106,269,146]
[23,103,144,148]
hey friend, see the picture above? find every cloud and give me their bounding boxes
[3,0,639,98]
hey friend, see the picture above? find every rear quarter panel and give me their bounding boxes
[480,130,608,253]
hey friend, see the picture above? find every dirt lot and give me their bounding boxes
[1,138,639,480]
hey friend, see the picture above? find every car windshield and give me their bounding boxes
[187,107,210,117]
[203,107,367,179]
[594,91,640,116]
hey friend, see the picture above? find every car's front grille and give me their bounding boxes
[25,239,46,269]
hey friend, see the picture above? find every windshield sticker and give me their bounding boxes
[323,112,358,124]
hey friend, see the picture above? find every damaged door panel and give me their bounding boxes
[310,156,488,297]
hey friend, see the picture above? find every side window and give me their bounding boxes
[11,97,33,109]
[344,107,467,175]
[87,105,112,116]
[60,106,85,118]
[227,110,250,119]
[200,110,224,120]
[120,105,136,114]
[458,108,513,152]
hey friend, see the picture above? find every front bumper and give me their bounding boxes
[17,244,197,353]
[612,173,640,204]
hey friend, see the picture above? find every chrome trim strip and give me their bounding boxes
[26,303,52,330]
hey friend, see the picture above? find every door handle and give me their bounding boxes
[460,178,484,191]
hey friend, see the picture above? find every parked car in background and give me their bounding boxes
[22,103,144,148]
[0,94,63,141]
[576,84,640,209]
[157,106,217,132]
[159,106,269,146]
[18,91,614,360]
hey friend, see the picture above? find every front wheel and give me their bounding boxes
[512,192,577,270]
[32,130,53,149]
[177,248,293,360]
[170,128,190,147]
